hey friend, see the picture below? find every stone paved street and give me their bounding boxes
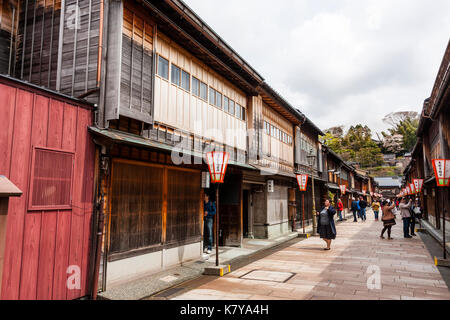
[170,218,450,300]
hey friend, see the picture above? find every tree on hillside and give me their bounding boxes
[381,111,419,153]
[321,125,384,168]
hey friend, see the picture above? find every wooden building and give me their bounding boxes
[405,40,449,232]
[0,0,329,296]
[0,75,95,300]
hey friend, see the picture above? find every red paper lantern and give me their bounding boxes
[409,183,416,195]
[339,185,346,194]
[296,174,309,191]
[206,151,229,184]
[413,179,424,193]
[432,159,450,187]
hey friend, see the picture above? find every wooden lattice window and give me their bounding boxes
[29,147,74,210]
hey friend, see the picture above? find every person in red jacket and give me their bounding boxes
[337,198,344,221]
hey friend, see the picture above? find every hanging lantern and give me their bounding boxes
[413,179,424,193]
[406,185,411,195]
[339,185,346,195]
[206,151,229,184]
[296,174,309,191]
[432,159,450,187]
[409,183,416,195]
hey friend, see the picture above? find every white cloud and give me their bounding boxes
[184,0,450,135]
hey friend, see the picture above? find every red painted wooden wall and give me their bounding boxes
[0,77,95,300]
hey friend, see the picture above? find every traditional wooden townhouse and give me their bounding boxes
[292,111,326,230]
[405,40,449,232]
[322,146,353,213]
[245,84,305,238]
[0,0,328,297]
[0,75,95,300]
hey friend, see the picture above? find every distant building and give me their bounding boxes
[374,177,402,198]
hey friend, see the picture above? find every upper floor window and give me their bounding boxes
[209,87,215,105]
[224,96,229,113]
[192,77,200,96]
[157,56,169,80]
[229,100,235,115]
[235,103,241,119]
[181,70,190,91]
[171,64,181,86]
[216,92,222,109]
[200,82,208,101]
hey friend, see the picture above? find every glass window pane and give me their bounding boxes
[216,92,222,108]
[181,70,190,91]
[236,103,241,118]
[158,56,169,79]
[171,65,180,86]
[192,77,200,96]
[224,97,229,113]
[241,106,245,121]
[200,82,207,100]
[229,100,235,115]
[209,88,215,105]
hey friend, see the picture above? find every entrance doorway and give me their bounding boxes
[243,190,249,237]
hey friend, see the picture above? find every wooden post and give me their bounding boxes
[215,184,219,267]
[302,192,305,234]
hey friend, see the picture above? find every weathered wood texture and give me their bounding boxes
[0,78,94,300]
[0,0,19,74]
[108,159,201,255]
[154,32,247,150]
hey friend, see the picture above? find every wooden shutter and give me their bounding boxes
[29,147,74,210]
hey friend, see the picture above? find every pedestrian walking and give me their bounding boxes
[203,194,216,254]
[372,199,381,221]
[399,197,413,238]
[351,197,359,222]
[359,196,367,222]
[316,199,337,250]
[337,198,344,221]
[380,200,396,240]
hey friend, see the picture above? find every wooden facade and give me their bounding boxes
[0,76,95,300]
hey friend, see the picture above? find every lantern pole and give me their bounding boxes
[302,193,305,234]
[215,184,220,266]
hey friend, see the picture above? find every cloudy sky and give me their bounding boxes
[184,0,450,136]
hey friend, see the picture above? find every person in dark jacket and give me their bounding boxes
[351,198,359,222]
[359,196,367,222]
[316,199,337,250]
[203,194,216,253]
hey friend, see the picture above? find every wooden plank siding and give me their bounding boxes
[0,78,95,300]
[0,0,19,74]
[154,32,248,152]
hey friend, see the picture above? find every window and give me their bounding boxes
[181,70,190,91]
[157,56,169,80]
[236,103,241,119]
[192,77,200,96]
[209,87,215,105]
[224,96,229,113]
[200,82,208,100]
[265,122,270,135]
[229,100,235,115]
[216,92,222,108]
[171,64,181,86]
[241,105,246,121]
[271,125,275,137]
[29,148,74,210]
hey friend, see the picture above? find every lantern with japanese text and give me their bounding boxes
[432,159,450,187]
[339,185,346,195]
[413,179,424,193]
[296,174,309,191]
[409,183,416,195]
[206,152,229,184]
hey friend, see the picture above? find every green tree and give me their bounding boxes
[321,125,384,168]
[381,111,419,153]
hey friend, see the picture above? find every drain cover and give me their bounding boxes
[240,270,295,283]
